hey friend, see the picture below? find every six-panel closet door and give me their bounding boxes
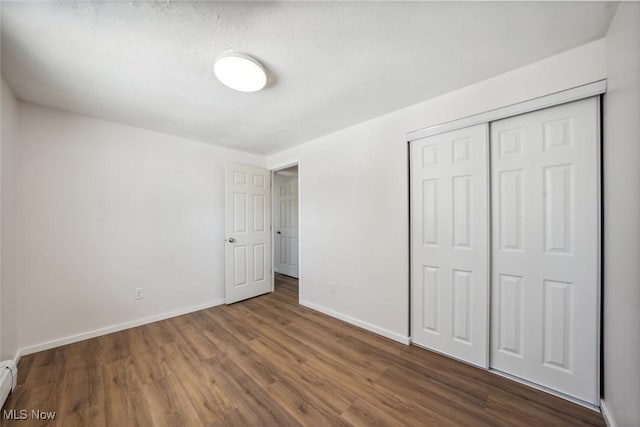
[410,124,490,368]
[410,96,600,406]
[489,97,600,405]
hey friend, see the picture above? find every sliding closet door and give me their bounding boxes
[411,124,489,367]
[490,97,599,405]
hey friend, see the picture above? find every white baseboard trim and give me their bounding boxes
[12,349,21,365]
[600,399,618,427]
[19,299,225,357]
[300,300,410,345]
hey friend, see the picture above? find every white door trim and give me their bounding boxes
[407,80,606,142]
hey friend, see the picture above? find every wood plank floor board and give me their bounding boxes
[246,338,356,414]
[374,365,497,426]
[60,404,107,427]
[2,274,605,426]
[392,344,602,425]
[213,358,302,427]
[265,379,351,427]
[370,350,494,409]
[280,318,391,377]
[341,396,446,427]
[95,331,132,366]
[234,300,389,387]
[160,319,220,363]
[101,361,152,427]
[142,375,203,427]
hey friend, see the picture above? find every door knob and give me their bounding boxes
[227,237,235,243]
[276,231,281,234]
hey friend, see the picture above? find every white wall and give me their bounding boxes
[0,78,19,361]
[17,103,265,352]
[268,39,607,343]
[603,3,640,426]
[13,36,611,359]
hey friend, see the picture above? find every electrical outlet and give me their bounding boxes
[330,281,336,294]
[135,287,144,300]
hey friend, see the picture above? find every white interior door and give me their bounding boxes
[490,97,600,405]
[225,163,272,304]
[274,174,299,278]
[411,123,490,368]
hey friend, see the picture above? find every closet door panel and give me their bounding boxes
[490,97,599,405]
[411,124,489,368]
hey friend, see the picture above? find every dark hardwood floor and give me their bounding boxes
[3,274,604,426]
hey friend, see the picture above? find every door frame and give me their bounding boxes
[270,160,302,302]
[407,80,606,410]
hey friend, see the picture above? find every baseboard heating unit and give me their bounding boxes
[0,360,17,409]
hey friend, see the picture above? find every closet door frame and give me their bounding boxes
[408,80,605,410]
[408,80,606,141]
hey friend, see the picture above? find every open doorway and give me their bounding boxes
[271,164,300,300]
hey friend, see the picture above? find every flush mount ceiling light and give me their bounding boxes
[214,52,267,92]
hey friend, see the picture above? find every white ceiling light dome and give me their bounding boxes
[214,52,267,92]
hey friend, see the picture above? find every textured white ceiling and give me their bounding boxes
[1,1,616,155]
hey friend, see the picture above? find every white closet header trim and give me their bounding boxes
[407,79,606,142]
